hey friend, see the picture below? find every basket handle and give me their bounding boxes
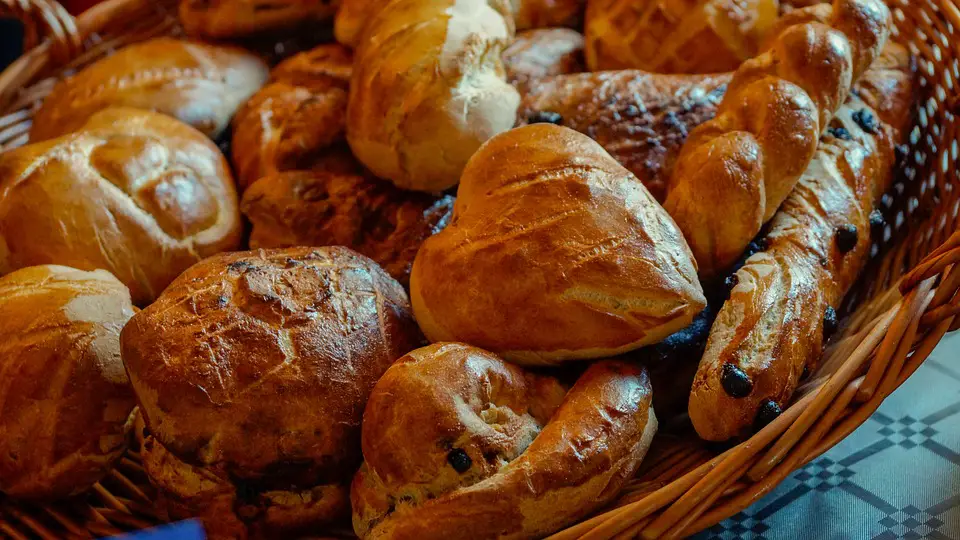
[1,0,82,65]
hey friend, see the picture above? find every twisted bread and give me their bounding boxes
[346,0,520,192]
[663,0,891,277]
[351,343,656,539]
[689,45,915,441]
[503,28,585,95]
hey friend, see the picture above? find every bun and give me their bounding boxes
[242,154,454,286]
[509,0,586,30]
[0,107,242,305]
[120,247,423,536]
[689,45,914,441]
[231,44,352,190]
[410,124,705,365]
[31,38,268,141]
[352,343,657,540]
[346,0,520,192]
[585,0,779,73]
[663,0,892,277]
[179,0,339,39]
[503,28,585,95]
[519,70,730,202]
[0,265,136,500]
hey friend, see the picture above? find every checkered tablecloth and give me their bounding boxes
[695,332,960,540]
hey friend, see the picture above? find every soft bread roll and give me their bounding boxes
[410,124,705,365]
[346,0,520,192]
[352,343,657,540]
[0,107,242,305]
[585,0,779,73]
[31,38,268,141]
[121,247,423,537]
[519,70,731,202]
[509,0,586,30]
[663,0,892,277]
[503,28,585,95]
[689,45,914,441]
[241,153,455,286]
[179,0,340,39]
[231,44,353,190]
[0,266,136,500]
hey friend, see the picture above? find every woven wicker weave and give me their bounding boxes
[0,0,958,538]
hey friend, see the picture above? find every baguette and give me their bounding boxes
[663,0,891,277]
[688,45,915,441]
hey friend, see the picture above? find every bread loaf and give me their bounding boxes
[180,0,340,39]
[0,266,136,500]
[663,0,891,277]
[503,28,585,95]
[352,343,656,539]
[410,124,705,364]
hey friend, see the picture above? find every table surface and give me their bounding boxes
[694,332,960,540]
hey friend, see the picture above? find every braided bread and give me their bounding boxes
[351,343,656,539]
[663,0,891,277]
[689,44,915,441]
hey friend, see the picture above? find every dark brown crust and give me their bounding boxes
[179,0,340,39]
[503,28,585,95]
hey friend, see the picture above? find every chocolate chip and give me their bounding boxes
[824,306,839,337]
[721,363,753,398]
[746,237,768,258]
[527,111,563,125]
[834,224,859,253]
[852,108,878,134]
[447,449,472,473]
[827,125,852,140]
[869,210,885,238]
[755,400,782,430]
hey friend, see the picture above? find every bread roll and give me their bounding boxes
[503,28,585,95]
[0,266,136,500]
[411,124,705,365]
[31,38,268,141]
[352,343,657,539]
[121,247,423,537]
[347,0,520,192]
[180,0,340,39]
[585,0,779,73]
[334,0,375,48]
[0,108,241,305]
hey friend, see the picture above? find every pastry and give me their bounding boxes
[410,124,705,365]
[510,0,586,30]
[180,0,340,39]
[346,0,520,192]
[0,266,136,500]
[503,28,585,95]
[0,107,242,305]
[333,0,375,48]
[663,0,892,277]
[121,247,423,538]
[585,0,779,73]
[241,153,454,286]
[30,38,268,141]
[689,44,915,441]
[351,343,657,539]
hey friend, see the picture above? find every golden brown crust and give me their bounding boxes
[410,124,705,365]
[334,0,375,48]
[351,343,657,540]
[663,0,892,277]
[179,0,340,39]
[0,107,242,306]
[120,247,423,482]
[241,154,454,286]
[509,0,586,30]
[689,45,914,441]
[519,70,730,202]
[503,28,585,95]
[0,265,137,500]
[31,38,268,141]
[585,0,779,73]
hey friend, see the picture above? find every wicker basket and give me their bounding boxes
[0,0,958,538]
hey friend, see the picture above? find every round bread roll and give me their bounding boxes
[0,107,242,306]
[30,37,268,141]
[120,247,423,537]
[410,124,706,365]
[0,265,137,500]
[352,343,657,539]
[179,0,340,39]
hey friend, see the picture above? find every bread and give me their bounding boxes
[519,70,731,202]
[241,153,455,286]
[503,28,585,95]
[333,0,375,48]
[346,0,520,192]
[689,44,915,441]
[180,0,340,39]
[231,44,352,190]
[410,124,705,365]
[585,0,779,73]
[663,0,892,277]
[121,247,423,537]
[0,107,242,305]
[351,343,657,540]
[30,38,268,141]
[0,265,137,500]
[509,0,586,30]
